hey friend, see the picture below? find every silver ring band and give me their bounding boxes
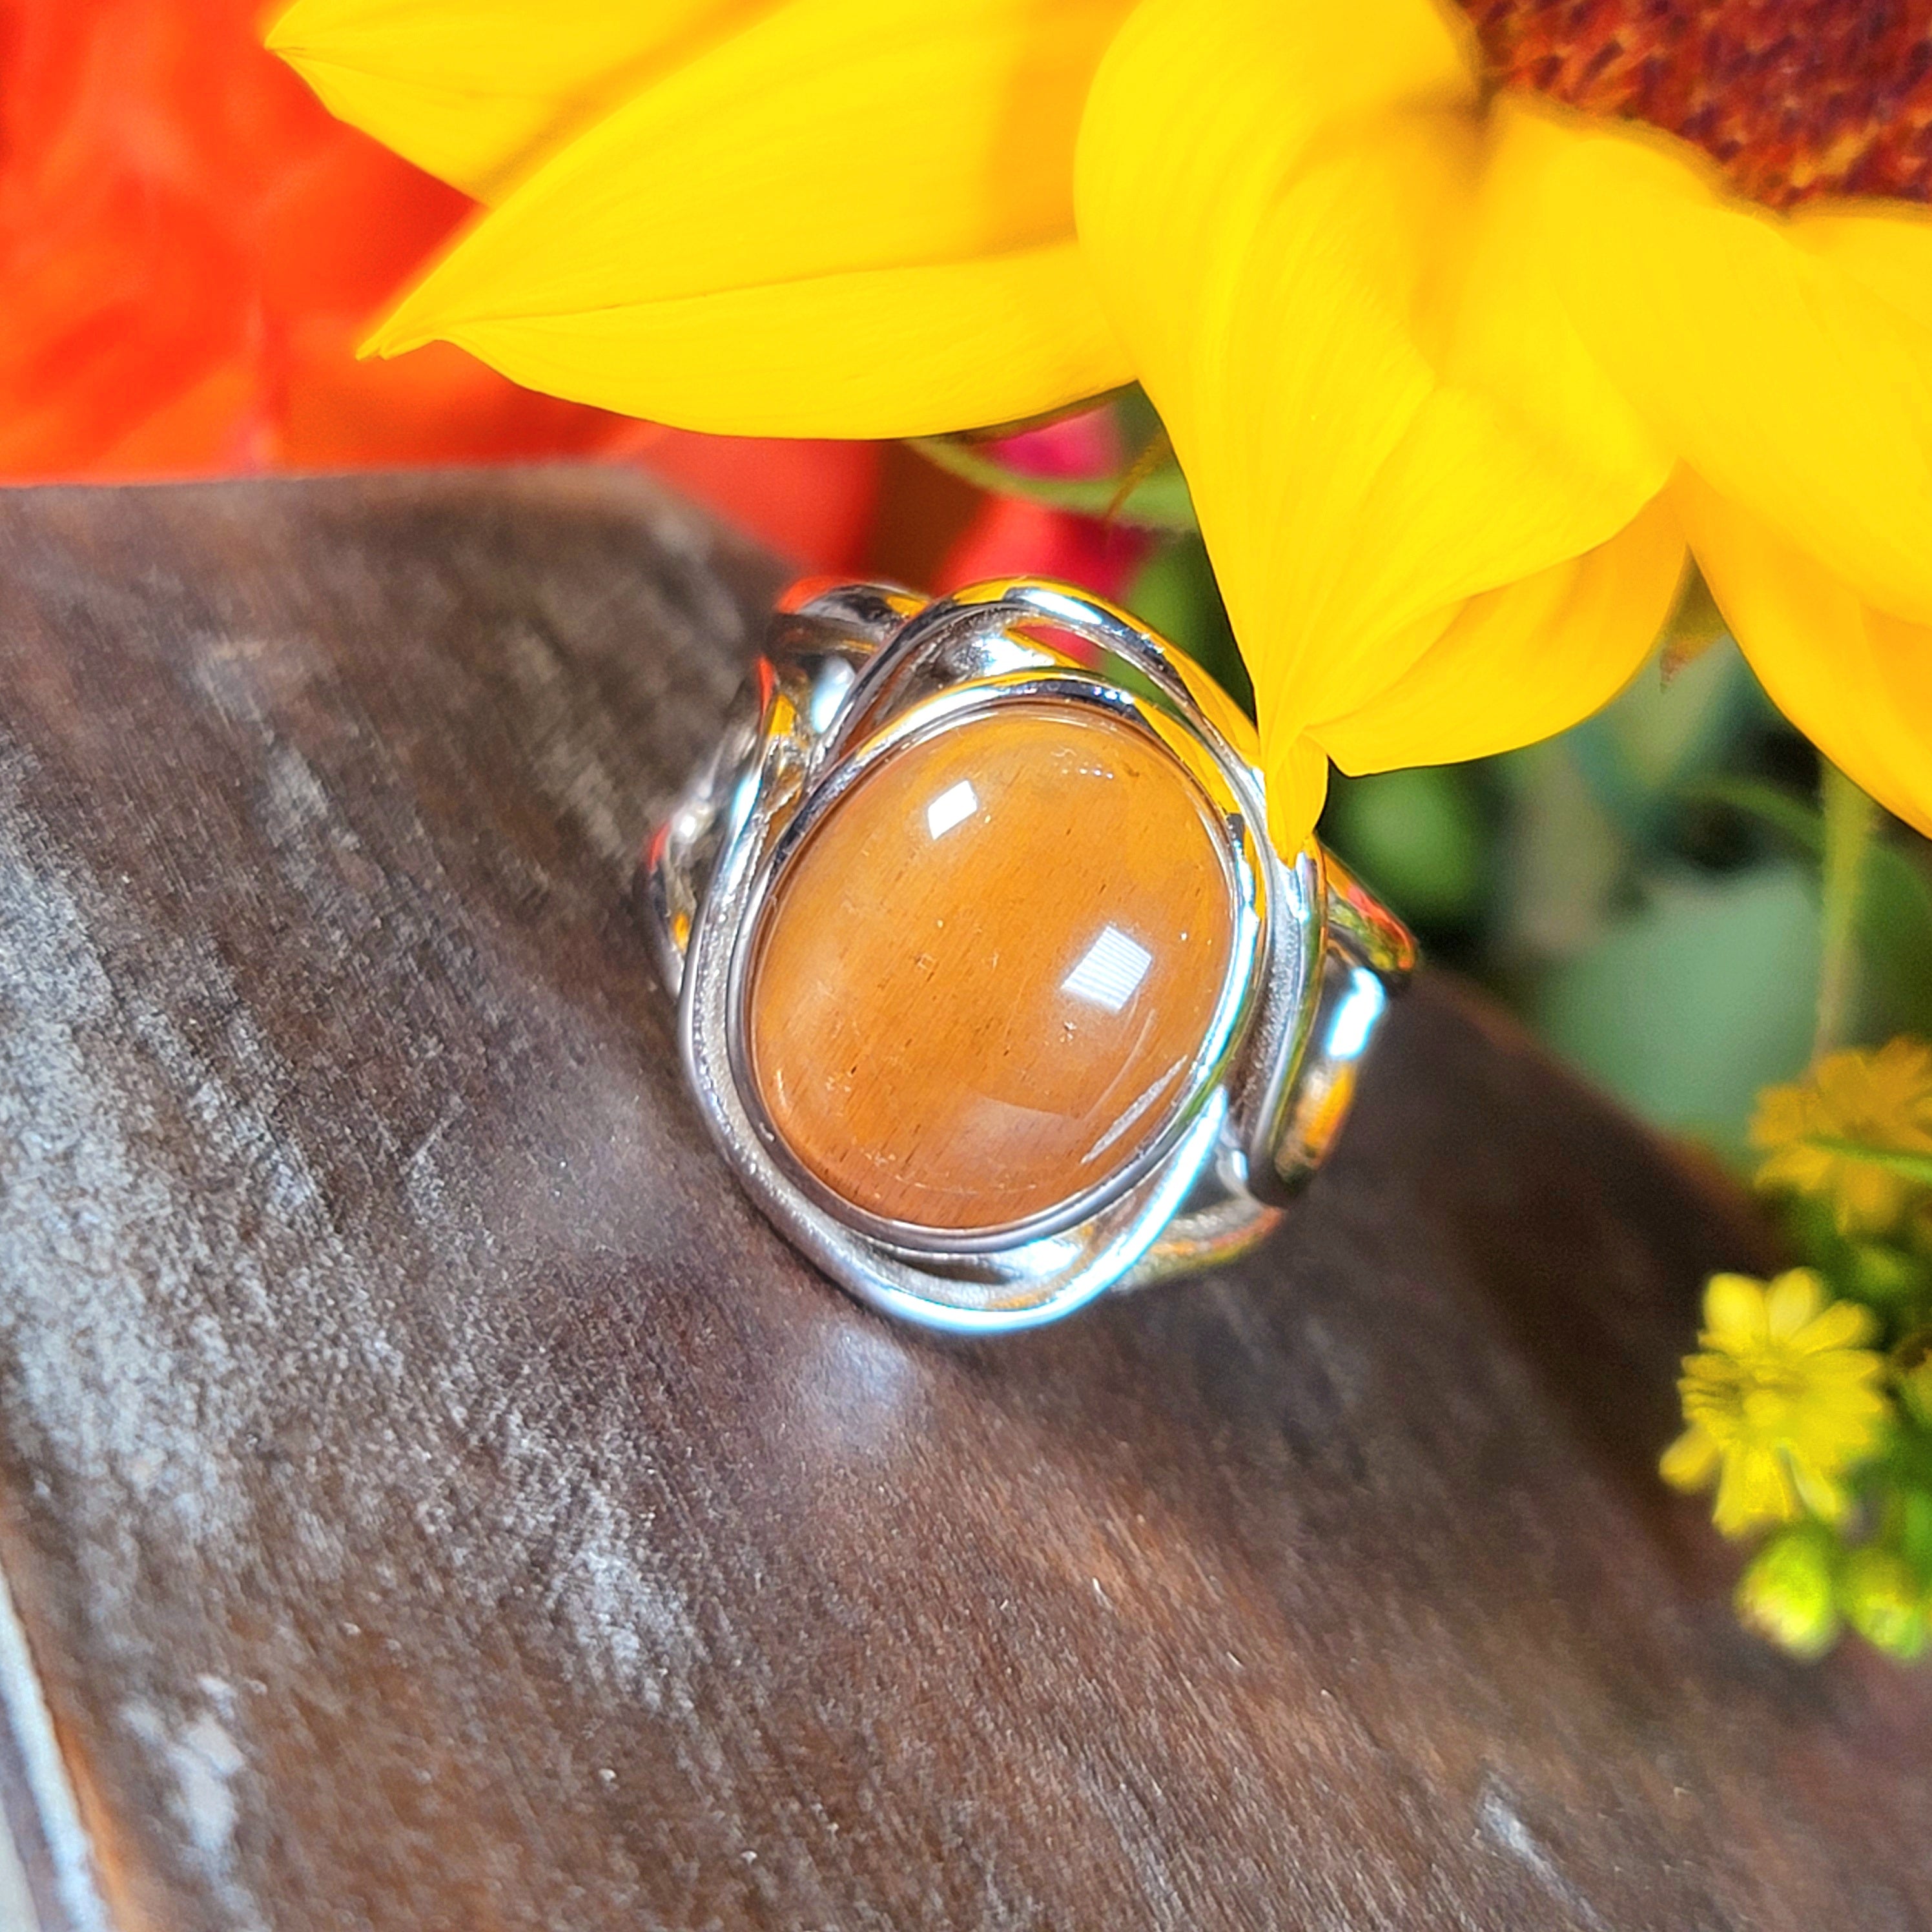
[645,577,1413,1334]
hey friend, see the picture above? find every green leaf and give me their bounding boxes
[1528,862,1821,1153]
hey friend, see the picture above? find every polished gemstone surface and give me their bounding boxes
[746,703,1236,1233]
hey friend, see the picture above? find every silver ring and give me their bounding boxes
[644,577,1414,1335]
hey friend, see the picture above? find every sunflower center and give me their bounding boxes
[1455,0,1932,208]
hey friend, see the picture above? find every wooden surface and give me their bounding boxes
[0,468,1926,1932]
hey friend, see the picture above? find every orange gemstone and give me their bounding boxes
[746,703,1236,1233]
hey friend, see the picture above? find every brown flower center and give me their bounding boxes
[1455,0,1932,207]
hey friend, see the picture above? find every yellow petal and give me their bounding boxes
[1703,1272,1769,1349]
[1723,1452,1808,1537]
[1791,201,1932,338]
[1678,476,1932,839]
[365,0,1134,429]
[267,0,769,201]
[1074,1,1669,850]
[1714,1447,1798,1537]
[1763,1267,1825,1342]
[1317,492,1684,774]
[1545,124,1932,627]
[390,242,1130,435]
[1660,1426,1720,1493]
[1448,100,1677,539]
[1787,1459,1849,1526]
[1793,1299,1880,1356]
[1077,0,1478,387]
[1266,735,1331,855]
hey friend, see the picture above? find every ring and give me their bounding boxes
[644,577,1414,1334]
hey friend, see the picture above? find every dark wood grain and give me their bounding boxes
[0,468,1924,1932]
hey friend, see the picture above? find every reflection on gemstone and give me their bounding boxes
[1060,923,1153,1014]
[747,703,1235,1232]
[924,778,978,841]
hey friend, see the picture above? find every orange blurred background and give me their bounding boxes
[0,0,1136,591]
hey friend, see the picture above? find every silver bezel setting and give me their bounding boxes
[646,579,1412,1335]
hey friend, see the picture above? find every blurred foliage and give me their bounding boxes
[1530,864,1820,1153]
[1323,765,1490,930]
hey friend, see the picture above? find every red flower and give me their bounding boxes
[0,0,879,569]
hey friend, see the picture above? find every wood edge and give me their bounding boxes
[0,1562,112,1932]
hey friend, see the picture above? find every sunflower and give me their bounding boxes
[268,0,1932,852]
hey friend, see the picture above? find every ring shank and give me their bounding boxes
[1121,850,1411,1289]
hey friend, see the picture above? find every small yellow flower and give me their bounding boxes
[1752,1039,1932,1235]
[1661,1269,1887,1536]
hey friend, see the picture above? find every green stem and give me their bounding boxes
[1804,1138,1932,1186]
[908,435,1199,533]
[1813,761,1878,1062]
